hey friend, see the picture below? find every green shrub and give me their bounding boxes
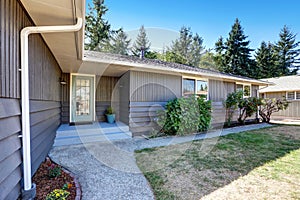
[224,91,243,126]
[157,95,211,135]
[238,97,260,124]
[258,98,289,122]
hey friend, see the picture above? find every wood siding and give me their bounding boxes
[265,92,300,118]
[0,99,22,200]
[130,71,181,102]
[209,80,235,102]
[119,72,130,124]
[30,100,60,173]
[0,0,62,198]
[129,102,166,136]
[251,85,259,97]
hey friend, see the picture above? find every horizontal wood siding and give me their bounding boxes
[0,98,22,200]
[0,0,63,198]
[209,80,235,102]
[130,71,181,102]
[30,100,60,174]
[129,102,166,136]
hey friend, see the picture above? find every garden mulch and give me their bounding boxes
[32,158,77,200]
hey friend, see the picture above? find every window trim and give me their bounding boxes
[182,76,209,99]
[286,91,300,101]
[236,82,251,98]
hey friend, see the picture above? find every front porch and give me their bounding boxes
[53,122,132,146]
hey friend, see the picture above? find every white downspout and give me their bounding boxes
[20,18,83,194]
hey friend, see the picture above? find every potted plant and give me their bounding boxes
[105,106,115,124]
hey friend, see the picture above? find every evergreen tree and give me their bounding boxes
[85,0,111,50]
[214,36,226,69]
[99,29,131,55]
[215,19,255,77]
[199,50,218,71]
[132,25,151,57]
[274,25,300,75]
[255,41,278,78]
[169,27,204,67]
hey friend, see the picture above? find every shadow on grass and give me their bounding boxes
[135,125,300,200]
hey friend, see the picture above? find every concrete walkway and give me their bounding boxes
[49,123,273,200]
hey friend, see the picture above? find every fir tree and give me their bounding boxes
[99,29,131,55]
[132,25,151,57]
[85,0,111,50]
[215,19,255,77]
[169,26,204,67]
[274,25,300,75]
[255,41,277,78]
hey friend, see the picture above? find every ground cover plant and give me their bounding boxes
[135,125,300,200]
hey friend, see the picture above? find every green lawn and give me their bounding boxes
[135,125,300,200]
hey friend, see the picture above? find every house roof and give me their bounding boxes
[83,51,269,85]
[259,75,300,93]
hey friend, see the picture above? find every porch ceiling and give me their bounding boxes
[20,0,85,72]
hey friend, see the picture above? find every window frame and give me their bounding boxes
[182,76,209,99]
[236,82,252,98]
[286,91,300,101]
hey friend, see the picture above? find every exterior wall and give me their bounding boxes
[0,0,62,198]
[129,71,182,135]
[264,92,300,118]
[119,71,130,124]
[208,80,235,102]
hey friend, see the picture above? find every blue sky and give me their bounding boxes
[86,0,300,51]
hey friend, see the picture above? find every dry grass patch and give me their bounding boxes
[135,125,300,200]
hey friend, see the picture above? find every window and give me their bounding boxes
[183,78,208,99]
[244,85,251,97]
[236,83,251,98]
[286,91,300,100]
[297,92,300,100]
[287,92,295,100]
[183,79,195,95]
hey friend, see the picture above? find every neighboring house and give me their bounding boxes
[259,75,300,119]
[0,0,268,199]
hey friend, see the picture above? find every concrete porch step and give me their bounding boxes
[53,122,132,147]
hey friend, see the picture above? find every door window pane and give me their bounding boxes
[75,78,91,116]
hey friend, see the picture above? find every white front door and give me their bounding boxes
[70,74,95,123]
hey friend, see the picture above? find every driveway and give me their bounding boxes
[49,123,272,200]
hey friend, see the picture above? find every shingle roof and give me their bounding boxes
[259,75,300,93]
[84,51,269,85]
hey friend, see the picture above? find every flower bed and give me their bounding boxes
[32,158,80,200]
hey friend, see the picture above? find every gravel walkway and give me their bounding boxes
[49,123,273,200]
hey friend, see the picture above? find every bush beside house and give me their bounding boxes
[157,95,211,136]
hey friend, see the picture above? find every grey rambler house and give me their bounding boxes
[0,0,269,199]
